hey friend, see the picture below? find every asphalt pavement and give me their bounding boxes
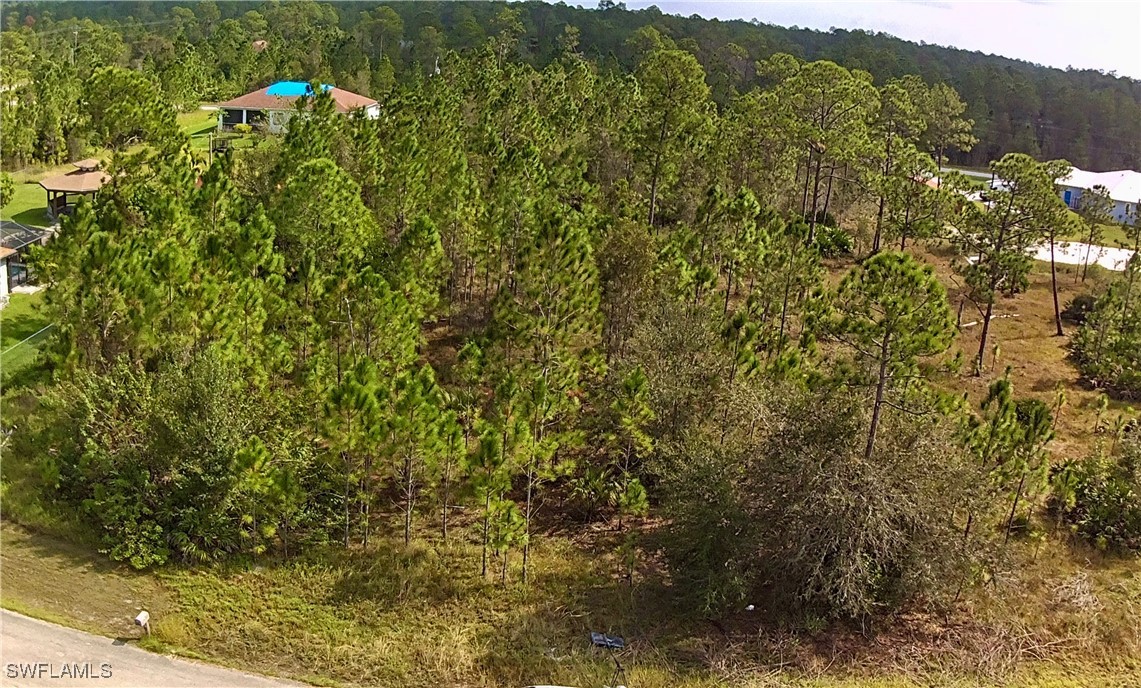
[0,610,300,687]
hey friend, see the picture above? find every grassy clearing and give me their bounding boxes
[1060,212,1134,250]
[1,178,49,226]
[1,292,49,386]
[178,108,218,138]
[915,243,1134,459]
[2,519,1137,688]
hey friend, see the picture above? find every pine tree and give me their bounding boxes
[489,202,602,582]
[828,252,955,459]
[608,367,654,528]
[383,364,446,547]
[632,47,713,227]
[954,154,1072,374]
[1076,185,1114,283]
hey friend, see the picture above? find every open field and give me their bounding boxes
[3,518,1139,688]
[178,108,218,138]
[917,243,1132,459]
[1,178,49,226]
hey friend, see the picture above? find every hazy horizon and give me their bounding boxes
[612,1,1141,79]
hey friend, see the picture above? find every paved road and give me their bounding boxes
[0,611,300,687]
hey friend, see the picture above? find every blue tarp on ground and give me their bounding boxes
[266,81,333,97]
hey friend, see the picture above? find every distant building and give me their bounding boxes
[215,81,379,134]
[39,158,109,220]
[1056,168,1141,225]
[0,220,50,296]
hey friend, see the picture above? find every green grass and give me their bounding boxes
[1,179,49,227]
[1,292,50,386]
[1,515,1138,688]
[178,108,219,138]
[1061,211,1134,248]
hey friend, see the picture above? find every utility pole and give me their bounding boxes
[71,29,78,65]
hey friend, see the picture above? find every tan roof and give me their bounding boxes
[39,169,110,193]
[216,86,378,114]
[73,158,102,171]
[0,246,15,260]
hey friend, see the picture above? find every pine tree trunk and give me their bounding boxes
[800,150,812,216]
[441,446,452,542]
[723,264,733,315]
[363,454,371,550]
[344,453,351,548]
[1004,471,1028,544]
[1050,236,1063,336]
[975,294,995,376]
[865,332,891,460]
[523,461,534,585]
[874,139,892,255]
[648,113,669,227]
[808,158,824,242]
[481,492,491,577]
[404,452,414,547]
[1081,224,1095,282]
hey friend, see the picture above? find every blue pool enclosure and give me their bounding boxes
[265,81,333,97]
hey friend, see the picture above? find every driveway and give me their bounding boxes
[0,610,301,687]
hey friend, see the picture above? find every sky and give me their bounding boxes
[616,1,1141,79]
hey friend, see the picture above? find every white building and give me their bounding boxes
[1056,167,1141,225]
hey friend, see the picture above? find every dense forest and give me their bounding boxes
[2,3,1141,686]
[1,0,1139,171]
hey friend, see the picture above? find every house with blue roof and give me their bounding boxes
[215,81,379,134]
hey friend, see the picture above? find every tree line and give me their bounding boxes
[7,11,1140,625]
[2,0,1139,171]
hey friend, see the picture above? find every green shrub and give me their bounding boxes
[814,225,853,258]
[36,349,334,568]
[1062,293,1098,325]
[1069,270,1141,397]
[1050,438,1141,552]
[658,389,988,620]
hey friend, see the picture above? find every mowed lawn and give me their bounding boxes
[1,179,49,227]
[1061,210,1135,248]
[1,292,49,384]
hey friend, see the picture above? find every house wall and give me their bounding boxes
[0,259,9,307]
[1113,200,1136,225]
[1059,185,1137,225]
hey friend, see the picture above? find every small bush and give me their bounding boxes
[36,349,335,568]
[1062,293,1097,325]
[1069,276,1141,396]
[814,225,853,258]
[1050,438,1141,552]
